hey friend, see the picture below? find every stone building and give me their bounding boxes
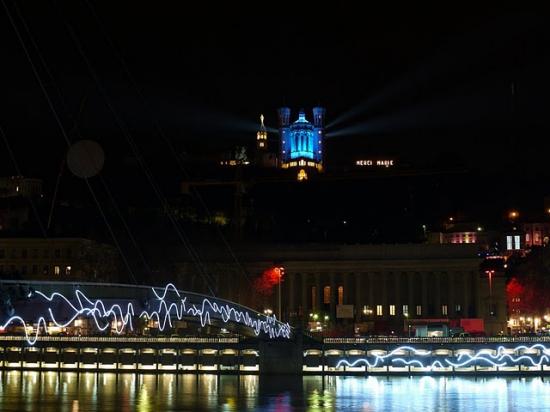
[0,237,120,282]
[176,243,507,336]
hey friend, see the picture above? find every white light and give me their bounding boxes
[2,283,291,345]
[336,344,550,369]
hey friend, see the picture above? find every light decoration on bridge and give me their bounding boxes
[336,344,550,369]
[1,283,291,345]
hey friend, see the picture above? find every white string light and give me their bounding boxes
[336,344,550,369]
[1,283,291,345]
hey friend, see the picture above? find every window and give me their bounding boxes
[21,249,27,259]
[376,305,383,316]
[55,249,61,258]
[66,248,72,258]
[54,265,60,275]
[43,265,49,275]
[0,265,3,273]
[455,304,462,313]
[0,249,5,259]
[514,235,521,250]
[31,249,38,258]
[402,305,409,317]
[311,286,317,310]
[323,286,331,304]
[363,305,373,316]
[32,265,38,275]
[65,266,71,276]
[389,305,396,316]
[506,235,513,250]
[337,286,344,305]
[43,249,49,258]
[442,304,448,316]
[416,305,422,316]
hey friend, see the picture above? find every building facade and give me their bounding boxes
[175,243,507,336]
[0,238,119,282]
[278,107,325,180]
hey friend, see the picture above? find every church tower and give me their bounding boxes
[256,114,268,150]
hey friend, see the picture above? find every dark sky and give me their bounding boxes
[1,3,549,215]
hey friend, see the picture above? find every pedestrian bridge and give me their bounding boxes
[0,280,292,343]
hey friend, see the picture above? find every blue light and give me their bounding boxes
[279,108,324,165]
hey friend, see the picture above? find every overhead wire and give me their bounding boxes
[82,0,254,291]
[1,0,137,284]
[0,125,48,238]
[10,1,154,282]
[50,1,216,295]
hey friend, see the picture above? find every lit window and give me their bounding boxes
[402,305,409,317]
[376,305,383,316]
[337,286,344,305]
[54,266,60,275]
[416,305,422,316]
[442,304,448,316]
[455,304,462,313]
[323,286,331,304]
[506,236,513,250]
[389,305,396,316]
[65,266,71,276]
[514,235,521,250]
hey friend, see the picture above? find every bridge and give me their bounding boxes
[0,280,292,341]
[2,280,550,375]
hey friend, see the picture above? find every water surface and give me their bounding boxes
[1,371,549,411]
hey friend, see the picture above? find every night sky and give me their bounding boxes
[1,3,550,231]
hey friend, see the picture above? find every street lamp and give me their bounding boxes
[277,267,284,321]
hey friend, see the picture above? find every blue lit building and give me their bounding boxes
[278,107,325,178]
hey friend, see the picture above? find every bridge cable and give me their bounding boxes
[0,125,48,239]
[81,0,254,290]
[1,0,138,284]
[49,1,216,295]
[10,1,154,283]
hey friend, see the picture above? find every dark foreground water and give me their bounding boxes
[1,372,550,411]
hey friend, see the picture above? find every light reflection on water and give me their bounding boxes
[1,371,550,411]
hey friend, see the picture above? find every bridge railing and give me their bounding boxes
[323,336,550,345]
[0,336,239,344]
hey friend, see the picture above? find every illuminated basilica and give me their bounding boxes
[256,107,326,180]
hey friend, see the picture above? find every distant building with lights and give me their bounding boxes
[173,243,507,336]
[0,176,42,198]
[278,107,325,180]
[522,222,550,247]
[0,238,120,282]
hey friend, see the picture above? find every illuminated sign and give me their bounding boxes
[356,160,395,167]
[1,283,291,345]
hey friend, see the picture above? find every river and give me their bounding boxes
[1,371,549,411]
